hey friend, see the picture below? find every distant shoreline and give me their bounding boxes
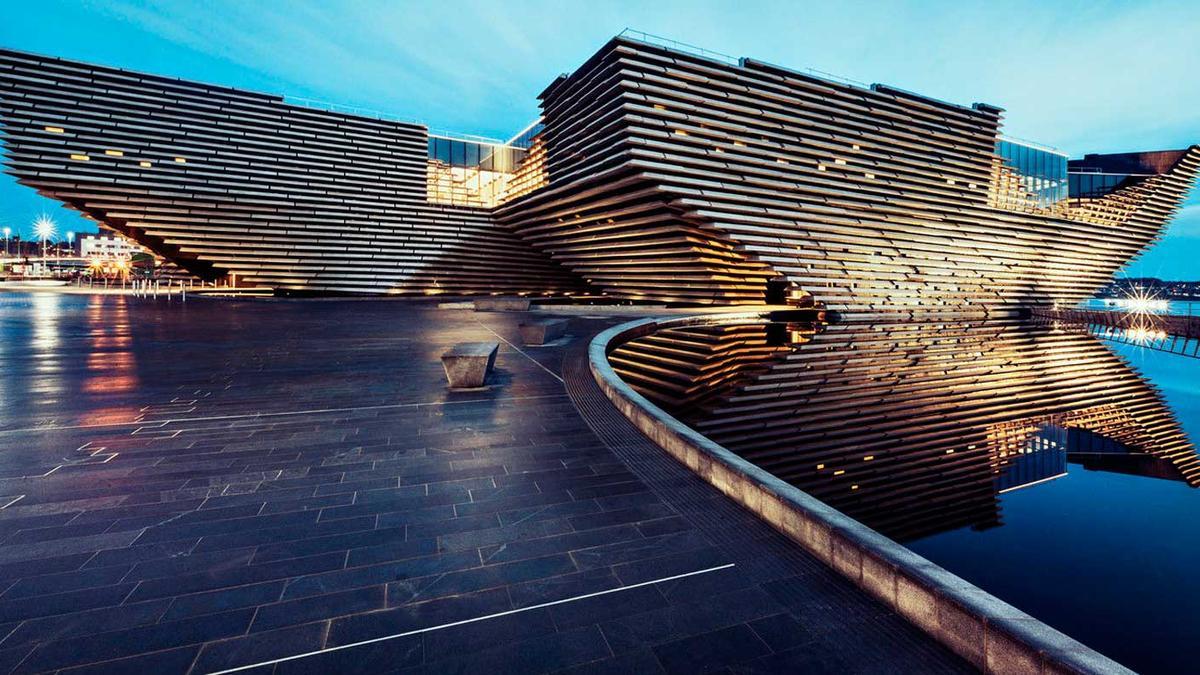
[0,282,183,295]
[1097,277,1200,302]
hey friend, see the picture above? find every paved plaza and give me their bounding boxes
[0,293,969,673]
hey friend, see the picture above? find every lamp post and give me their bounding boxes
[33,215,56,276]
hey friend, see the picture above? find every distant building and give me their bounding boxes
[80,233,144,259]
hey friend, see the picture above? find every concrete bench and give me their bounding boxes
[441,342,499,388]
[519,318,569,346]
[473,297,531,312]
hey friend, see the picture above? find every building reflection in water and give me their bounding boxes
[81,295,141,425]
[609,318,1199,542]
[0,293,142,427]
[29,292,65,401]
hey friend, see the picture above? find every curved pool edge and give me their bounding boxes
[589,311,1133,675]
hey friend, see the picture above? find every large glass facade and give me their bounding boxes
[1068,171,1146,201]
[427,137,526,173]
[506,122,544,150]
[994,139,1069,211]
[426,128,546,207]
[995,424,1068,494]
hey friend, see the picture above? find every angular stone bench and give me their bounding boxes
[473,297,531,312]
[441,342,499,388]
[519,318,568,346]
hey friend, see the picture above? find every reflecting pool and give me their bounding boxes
[610,317,1200,674]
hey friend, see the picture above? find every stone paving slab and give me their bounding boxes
[0,294,970,673]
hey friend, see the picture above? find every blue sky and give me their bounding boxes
[1,0,1196,277]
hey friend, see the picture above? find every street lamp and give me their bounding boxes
[33,215,56,273]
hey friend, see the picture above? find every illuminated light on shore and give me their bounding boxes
[1115,287,1170,314]
[33,214,56,242]
[1124,326,1168,344]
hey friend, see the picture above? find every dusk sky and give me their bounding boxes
[1,0,1196,277]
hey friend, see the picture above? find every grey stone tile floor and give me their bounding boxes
[0,293,971,673]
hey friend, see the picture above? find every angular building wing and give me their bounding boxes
[0,49,586,295]
[1,35,1197,306]
[498,37,1200,311]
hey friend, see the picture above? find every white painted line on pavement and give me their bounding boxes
[208,562,736,674]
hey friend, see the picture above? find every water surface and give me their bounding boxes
[610,317,1200,673]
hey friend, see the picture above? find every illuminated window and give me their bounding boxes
[69,154,89,161]
[851,485,859,490]
[174,157,187,163]
[139,161,152,168]
[44,126,65,134]
[816,463,825,470]
[426,134,546,207]
[777,158,788,164]
[817,164,826,172]
[852,144,861,150]
[946,449,955,454]
[833,469,845,476]
[105,149,124,157]
[947,178,956,185]
[863,455,874,461]
[674,129,688,136]
[653,104,667,110]
[733,140,746,147]
[865,172,876,179]
[834,158,847,165]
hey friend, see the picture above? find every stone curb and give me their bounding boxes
[589,312,1135,675]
